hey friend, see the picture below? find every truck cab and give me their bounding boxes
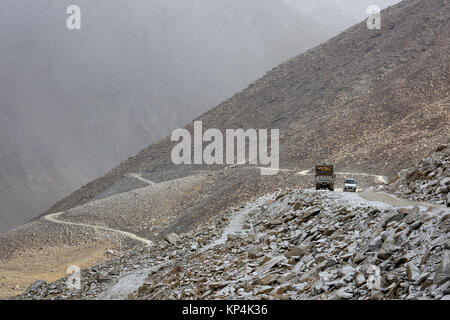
[344,178,357,192]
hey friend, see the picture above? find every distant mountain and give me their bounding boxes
[0,0,331,233]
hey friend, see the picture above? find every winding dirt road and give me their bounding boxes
[358,191,448,211]
[127,173,156,186]
[43,173,155,246]
[44,212,153,246]
[255,166,388,183]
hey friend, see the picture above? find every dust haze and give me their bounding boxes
[0,0,400,233]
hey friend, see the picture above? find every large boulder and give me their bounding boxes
[158,240,170,250]
[404,206,420,224]
[406,263,420,282]
[165,233,181,245]
[434,250,450,285]
[285,245,311,259]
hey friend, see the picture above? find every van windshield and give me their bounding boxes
[345,179,356,184]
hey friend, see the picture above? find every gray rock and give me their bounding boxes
[431,289,444,299]
[415,273,429,285]
[331,278,347,289]
[434,250,450,285]
[90,272,110,283]
[353,252,367,264]
[404,206,420,224]
[340,265,356,282]
[409,220,422,231]
[438,280,450,294]
[25,280,47,294]
[299,207,322,223]
[158,240,170,250]
[355,273,366,287]
[311,279,327,296]
[285,245,311,258]
[165,233,180,244]
[326,258,338,268]
[406,263,420,282]
[383,213,407,228]
[265,218,283,227]
[368,236,384,251]
[377,250,393,260]
[333,287,353,300]
[256,256,285,276]
[444,241,450,250]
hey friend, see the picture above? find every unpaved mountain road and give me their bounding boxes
[357,191,448,211]
[39,167,444,300]
[200,194,274,253]
[95,193,275,300]
[44,213,153,246]
[336,172,388,184]
[95,262,170,300]
[43,173,156,246]
[41,167,389,247]
[255,166,388,183]
[127,173,155,186]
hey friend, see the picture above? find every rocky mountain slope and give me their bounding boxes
[15,187,450,300]
[384,144,449,203]
[0,0,330,233]
[0,0,449,299]
[0,167,289,298]
[6,141,449,300]
[41,0,449,220]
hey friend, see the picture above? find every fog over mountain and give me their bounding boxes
[284,0,401,32]
[0,0,399,233]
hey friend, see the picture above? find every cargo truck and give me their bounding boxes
[315,164,335,191]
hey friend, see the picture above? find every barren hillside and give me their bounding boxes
[0,0,449,299]
[42,0,449,218]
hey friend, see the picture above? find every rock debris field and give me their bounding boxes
[16,186,450,300]
[385,145,449,204]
